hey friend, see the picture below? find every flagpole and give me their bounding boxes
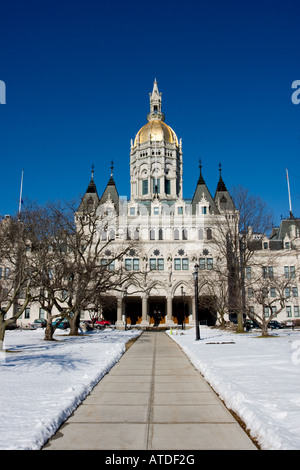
[286,168,293,217]
[19,169,24,215]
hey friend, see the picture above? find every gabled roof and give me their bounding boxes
[78,168,100,212]
[191,162,219,215]
[214,165,235,212]
[99,162,120,212]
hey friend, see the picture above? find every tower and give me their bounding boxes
[130,80,183,202]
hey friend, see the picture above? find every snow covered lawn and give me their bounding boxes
[168,326,300,450]
[1,326,300,450]
[0,327,141,450]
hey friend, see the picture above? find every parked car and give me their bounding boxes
[29,319,47,329]
[94,319,111,328]
[244,319,261,330]
[282,320,295,328]
[52,318,70,329]
[268,320,283,329]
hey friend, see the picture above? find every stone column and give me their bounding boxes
[166,296,174,326]
[190,296,196,325]
[115,297,123,328]
[140,295,149,326]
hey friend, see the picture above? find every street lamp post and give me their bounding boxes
[123,287,128,330]
[181,285,186,330]
[193,264,200,340]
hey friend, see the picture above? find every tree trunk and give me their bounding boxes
[0,317,6,349]
[68,311,80,336]
[44,322,55,340]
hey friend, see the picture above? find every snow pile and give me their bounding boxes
[0,328,141,450]
[168,326,300,450]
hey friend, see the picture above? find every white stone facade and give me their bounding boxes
[5,81,300,328]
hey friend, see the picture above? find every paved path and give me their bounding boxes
[44,331,257,450]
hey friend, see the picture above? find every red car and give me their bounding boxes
[94,319,111,328]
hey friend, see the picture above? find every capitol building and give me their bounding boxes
[76,80,300,328]
[6,80,299,330]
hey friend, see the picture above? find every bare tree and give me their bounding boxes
[245,253,293,336]
[0,215,33,347]
[207,186,274,332]
[50,202,142,335]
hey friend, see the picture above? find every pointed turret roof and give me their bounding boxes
[78,166,100,212]
[214,164,235,212]
[99,160,119,212]
[192,161,219,214]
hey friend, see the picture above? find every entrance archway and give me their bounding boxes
[172,298,190,326]
[125,297,142,325]
[149,297,166,325]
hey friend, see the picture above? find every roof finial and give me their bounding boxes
[91,164,94,179]
[110,160,114,177]
[219,162,222,175]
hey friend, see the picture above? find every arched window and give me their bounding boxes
[207,228,212,240]
[158,228,163,240]
[150,229,155,240]
[174,228,179,240]
[109,229,115,240]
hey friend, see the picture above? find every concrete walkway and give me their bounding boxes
[44,331,257,450]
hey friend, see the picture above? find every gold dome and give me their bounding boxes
[134,120,178,147]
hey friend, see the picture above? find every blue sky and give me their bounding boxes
[0,0,299,225]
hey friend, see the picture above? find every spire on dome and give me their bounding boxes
[147,79,165,122]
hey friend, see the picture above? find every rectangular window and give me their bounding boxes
[201,206,207,214]
[174,258,181,270]
[108,260,115,271]
[142,179,148,195]
[165,179,171,195]
[263,266,273,278]
[125,259,132,271]
[4,267,10,279]
[271,306,277,316]
[290,266,296,278]
[152,178,160,193]
[0,267,2,279]
[133,259,139,271]
[150,229,155,240]
[24,308,30,319]
[270,287,276,297]
[199,258,205,270]
[292,287,298,297]
[39,308,45,320]
[284,266,296,278]
[247,288,253,298]
[285,288,290,298]
[284,266,289,278]
[150,259,157,270]
[246,267,251,279]
[207,258,213,270]
[157,259,164,270]
[130,207,135,215]
[182,258,189,270]
[264,306,270,318]
[153,207,159,215]
[177,207,183,215]
[286,306,292,317]
[268,266,274,278]
[294,306,299,317]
